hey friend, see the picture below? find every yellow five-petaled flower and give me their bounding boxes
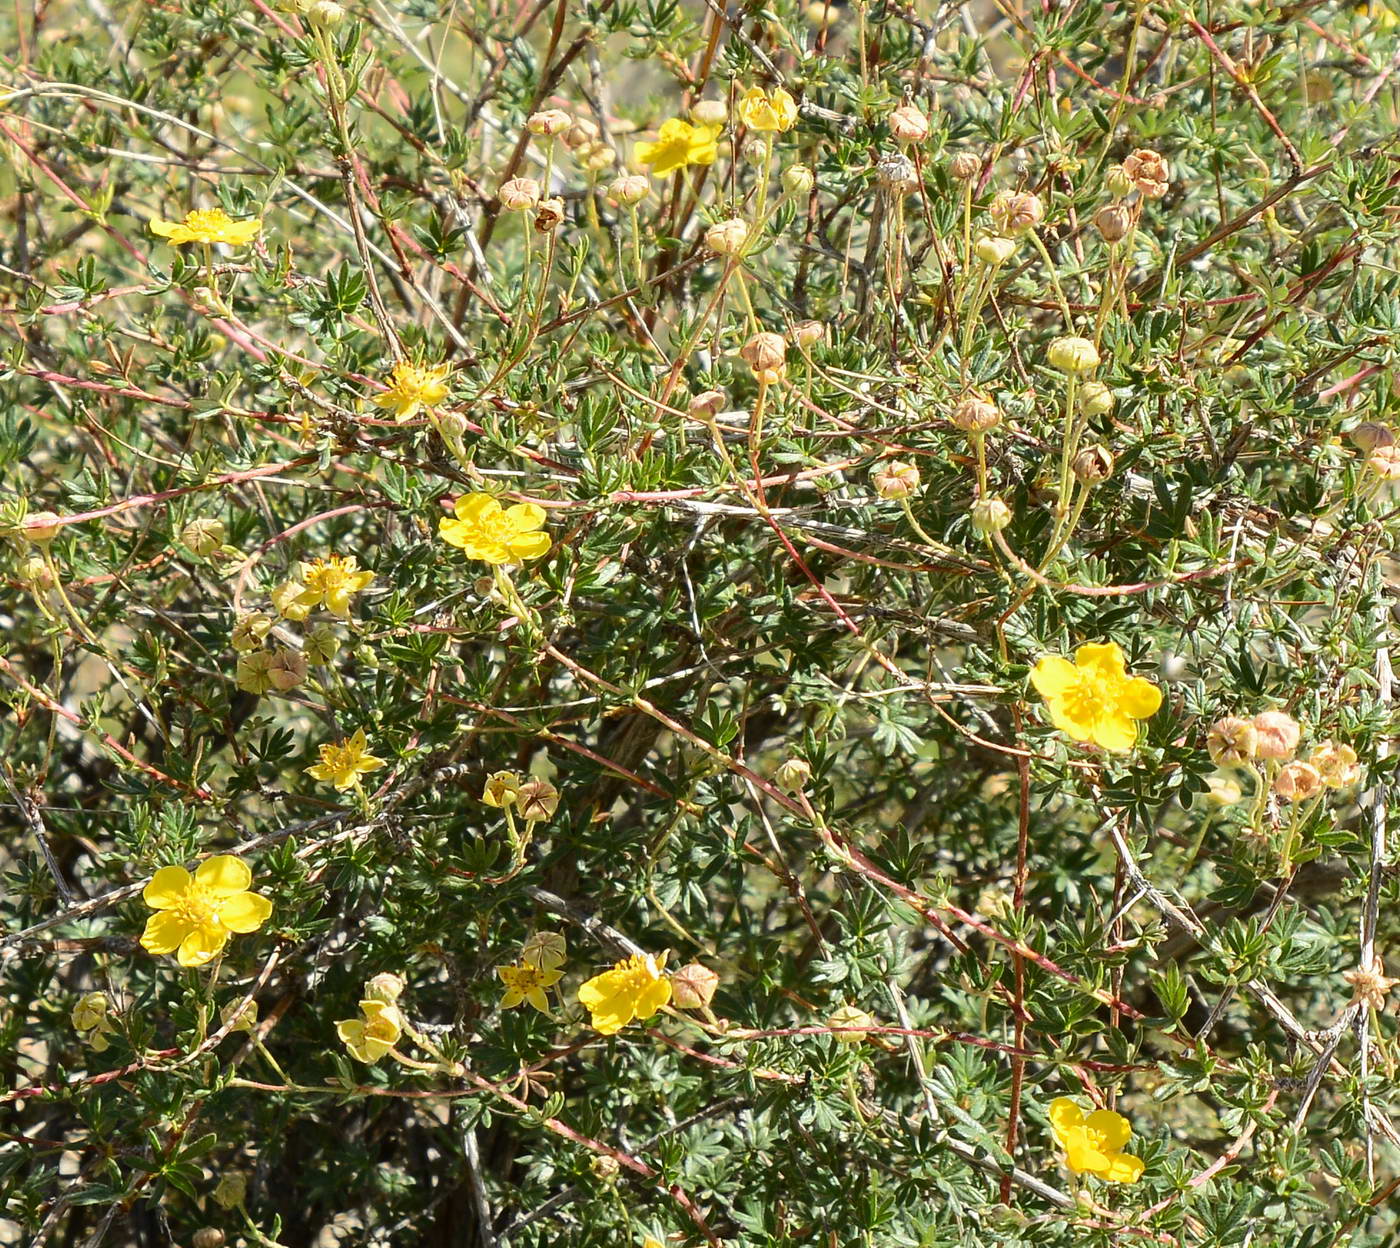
[498,961,564,1014]
[439,493,551,566]
[293,555,375,618]
[578,953,671,1035]
[635,119,722,177]
[306,728,385,791]
[1030,641,1162,753]
[140,854,274,968]
[1047,1097,1145,1183]
[150,208,262,247]
[737,85,798,133]
[373,360,453,423]
[337,999,403,1063]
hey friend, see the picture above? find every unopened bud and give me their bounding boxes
[688,389,726,420]
[691,99,728,127]
[365,972,406,1004]
[781,163,815,195]
[973,234,1015,266]
[776,757,813,793]
[21,510,62,545]
[582,142,617,172]
[1205,772,1244,807]
[192,1230,226,1248]
[1094,203,1132,243]
[212,1172,248,1210]
[1072,445,1114,484]
[18,554,53,588]
[705,217,748,255]
[970,496,1012,534]
[827,1004,875,1044]
[1046,336,1100,375]
[792,319,826,349]
[950,393,1000,433]
[1077,380,1116,417]
[948,151,980,181]
[1105,164,1132,197]
[498,178,541,213]
[740,332,788,384]
[888,103,929,144]
[526,109,572,137]
[670,963,720,1009]
[181,517,226,557]
[607,174,649,207]
[591,1155,621,1182]
[307,0,345,27]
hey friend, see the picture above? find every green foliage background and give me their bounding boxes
[3,0,1400,1245]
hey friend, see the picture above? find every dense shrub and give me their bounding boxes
[4,0,1400,1245]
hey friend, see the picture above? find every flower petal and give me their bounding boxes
[633,976,672,1021]
[506,531,551,561]
[143,865,192,909]
[177,924,230,967]
[1119,676,1163,720]
[1101,1151,1145,1183]
[195,855,253,896]
[503,502,545,533]
[1091,713,1139,753]
[1085,1109,1132,1152]
[220,891,273,933]
[1047,1097,1085,1137]
[1074,641,1126,680]
[140,910,192,955]
[455,493,500,524]
[1030,656,1079,698]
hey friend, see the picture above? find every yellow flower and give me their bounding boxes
[1047,1098,1145,1183]
[373,360,453,422]
[140,855,274,969]
[72,992,117,1051]
[306,728,385,791]
[635,119,722,177]
[482,769,523,808]
[522,930,567,970]
[439,493,551,566]
[578,953,671,1035]
[498,961,564,1014]
[737,85,798,133]
[149,208,262,246]
[336,999,403,1063]
[292,555,375,618]
[1030,641,1162,752]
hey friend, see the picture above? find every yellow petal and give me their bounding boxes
[1065,1134,1112,1175]
[454,493,498,524]
[140,910,192,955]
[177,924,230,967]
[149,218,181,238]
[1085,1109,1132,1152]
[1047,1097,1085,1137]
[1030,656,1079,699]
[220,891,273,933]
[1074,641,1126,681]
[1044,700,1095,744]
[506,531,551,561]
[1119,676,1163,719]
[503,502,545,533]
[143,865,192,909]
[1091,713,1139,753]
[1101,1151,1145,1183]
[526,988,551,1013]
[195,854,252,896]
[633,976,672,1021]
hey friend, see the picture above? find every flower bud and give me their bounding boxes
[1350,422,1396,453]
[691,99,728,127]
[1274,760,1322,803]
[212,1173,248,1210]
[582,142,617,172]
[781,163,815,195]
[1077,379,1116,416]
[973,234,1015,265]
[705,217,749,256]
[688,389,726,420]
[950,393,1000,433]
[827,1004,875,1044]
[498,178,541,213]
[1205,772,1244,807]
[231,611,273,652]
[1309,741,1360,789]
[888,103,929,144]
[221,998,258,1033]
[1072,445,1114,484]
[181,517,226,557]
[1253,710,1301,761]
[1207,715,1258,765]
[563,118,599,150]
[792,319,826,349]
[970,496,1012,534]
[591,1155,621,1182]
[670,962,720,1010]
[365,972,406,1004]
[875,152,918,196]
[1093,203,1132,243]
[989,189,1044,234]
[266,647,308,692]
[1046,336,1100,375]
[775,756,813,793]
[18,554,53,588]
[533,197,565,232]
[192,1230,226,1248]
[803,0,839,24]
[948,151,980,181]
[21,510,61,545]
[1105,164,1132,197]
[740,332,788,384]
[518,776,560,822]
[306,0,345,28]
[607,174,649,207]
[526,109,572,137]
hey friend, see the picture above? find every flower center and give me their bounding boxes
[1062,671,1118,724]
[171,882,219,929]
[186,209,228,232]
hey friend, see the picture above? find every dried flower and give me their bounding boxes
[1253,710,1301,761]
[970,497,1012,534]
[1031,641,1163,752]
[888,103,929,144]
[1094,203,1132,243]
[150,208,262,247]
[1072,445,1115,484]
[948,151,980,181]
[364,972,406,1004]
[564,118,599,150]
[737,85,798,133]
[522,931,567,970]
[1350,422,1396,453]
[607,174,649,207]
[1274,760,1322,801]
[1047,1098,1144,1183]
[950,394,1000,433]
[498,178,541,212]
[439,493,551,566]
[635,119,721,176]
[1121,148,1169,199]
[181,517,225,557]
[1344,957,1399,1010]
[688,389,726,420]
[740,332,788,384]
[876,151,918,195]
[140,855,273,968]
[705,217,749,255]
[827,1003,875,1044]
[989,190,1044,234]
[578,953,672,1035]
[1207,716,1258,765]
[534,197,566,232]
[232,611,273,652]
[306,728,385,791]
[517,776,560,822]
[873,460,921,501]
[1077,380,1116,416]
[266,647,307,692]
[1366,446,1400,480]
[303,622,341,665]
[526,109,572,137]
[792,319,826,349]
[670,963,720,1010]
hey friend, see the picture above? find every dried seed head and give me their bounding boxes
[950,393,1001,433]
[563,117,599,150]
[526,109,572,138]
[582,142,617,172]
[1093,203,1132,243]
[670,962,720,1009]
[973,234,1016,265]
[498,178,541,213]
[607,174,649,207]
[888,103,930,144]
[948,151,980,181]
[1344,957,1399,1010]
[1207,715,1258,765]
[266,647,308,692]
[1349,422,1395,453]
[740,332,788,384]
[533,197,566,232]
[875,151,918,195]
[989,189,1044,234]
[781,163,815,195]
[873,460,921,500]
[1072,445,1114,484]
[1253,709,1302,761]
[181,516,226,557]
[827,1004,875,1044]
[688,389,727,420]
[792,319,826,349]
[518,777,560,822]
[1366,445,1400,479]
[1273,760,1322,802]
[970,496,1013,534]
[705,217,749,255]
[192,1230,226,1248]
[1046,336,1101,375]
